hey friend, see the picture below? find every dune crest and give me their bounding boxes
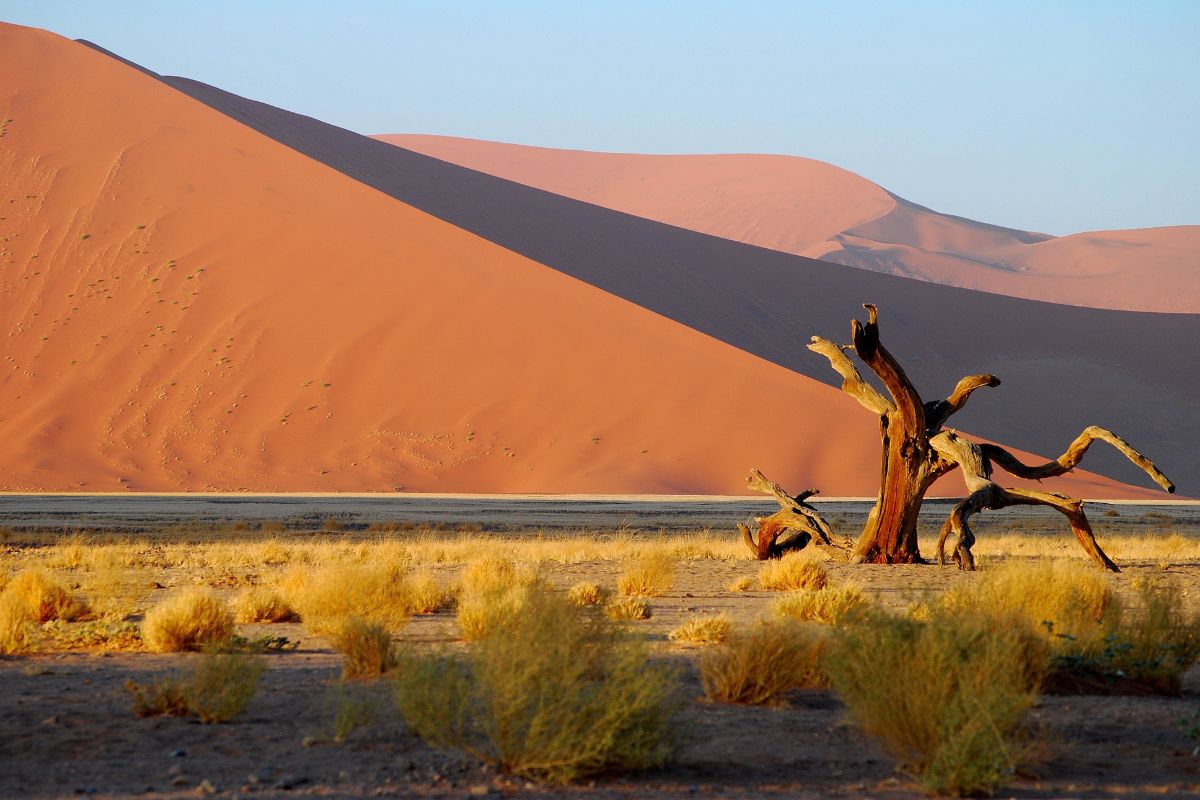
[381,134,1199,313]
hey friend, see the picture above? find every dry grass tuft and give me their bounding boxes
[141,589,234,653]
[773,585,872,625]
[2,569,89,623]
[566,582,609,606]
[330,617,397,679]
[406,569,453,614]
[127,651,266,723]
[727,575,754,593]
[757,555,828,592]
[393,588,681,784]
[668,614,731,644]
[0,592,30,654]
[455,558,547,641]
[232,588,297,623]
[604,596,652,620]
[825,610,1044,797]
[616,553,675,597]
[700,620,828,705]
[279,562,413,635]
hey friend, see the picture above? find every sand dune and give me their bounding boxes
[135,78,1196,493]
[0,23,1181,499]
[381,135,1200,313]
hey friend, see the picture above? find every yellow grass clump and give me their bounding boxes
[604,596,652,621]
[141,589,234,653]
[406,569,453,614]
[825,610,1045,797]
[668,614,731,644]
[2,569,90,623]
[393,588,681,784]
[278,562,413,636]
[773,584,872,625]
[699,620,828,705]
[616,553,675,597]
[757,555,828,592]
[566,581,609,606]
[727,575,754,593]
[0,592,30,654]
[455,557,547,641]
[330,617,397,679]
[232,588,297,623]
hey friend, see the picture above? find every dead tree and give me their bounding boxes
[781,303,1175,571]
[737,469,850,560]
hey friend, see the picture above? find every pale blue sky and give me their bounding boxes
[2,1,1197,235]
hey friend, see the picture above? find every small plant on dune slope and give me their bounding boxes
[330,617,397,679]
[773,584,872,625]
[2,569,90,623]
[394,588,681,784]
[825,609,1045,797]
[141,589,234,653]
[757,555,828,592]
[127,651,266,723]
[616,553,675,597]
[699,620,828,705]
[232,588,297,624]
[669,614,731,644]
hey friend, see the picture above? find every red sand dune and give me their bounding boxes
[381,135,1200,313]
[0,23,1162,498]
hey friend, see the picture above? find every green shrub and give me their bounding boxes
[825,610,1044,797]
[393,589,680,784]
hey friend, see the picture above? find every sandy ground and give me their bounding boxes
[2,502,1199,798]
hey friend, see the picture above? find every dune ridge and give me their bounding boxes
[380,134,1200,313]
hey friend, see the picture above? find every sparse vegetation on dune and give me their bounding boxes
[393,588,681,784]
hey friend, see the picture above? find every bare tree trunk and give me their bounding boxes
[738,469,850,560]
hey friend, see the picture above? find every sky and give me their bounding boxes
[2,1,1197,235]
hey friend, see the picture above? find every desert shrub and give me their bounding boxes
[393,589,680,784]
[757,555,828,592]
[825,610,1044,797]
[232,588,297,623]
[604,596,652,620]
[727,576,754,593]
[127,651,266,723]
[455,558,547,640]
[668,614,731,644]
[938,562,1199,692]
[2,569,89,622]
[279,562,412,635]
[141,589,234,652]
[0,592,29,654]
[566,581,608,606]
[460,556,524,595]
[616,553,675,597]
[1050,578,1200,693]
[330,617,397,678]
[699,620,828,705]
[773,585,872,625]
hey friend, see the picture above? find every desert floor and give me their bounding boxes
[1,498,1198,799]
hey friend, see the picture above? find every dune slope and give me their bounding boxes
[0,21,1138,499]
[114,72,1200,493]
[382,135,1200,313]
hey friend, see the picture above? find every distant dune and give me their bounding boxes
[380,135,1200,313]
[0,22,1186,499]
